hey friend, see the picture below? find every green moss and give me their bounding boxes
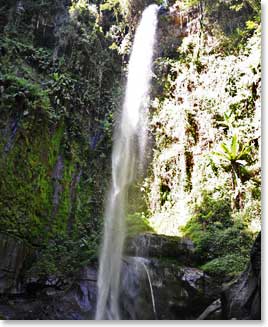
[53,160,74,234]
[201,254,249,277]
[0,0,123,279]
[180,191,254,278]
[126,212,154,237]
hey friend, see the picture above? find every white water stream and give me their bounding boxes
[95,4,159,320]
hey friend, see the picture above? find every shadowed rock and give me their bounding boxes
[221,232,261,320]
[120,256,221,320]
[125,233,198,265]
[0,233,33,294]
[198,232,261,320]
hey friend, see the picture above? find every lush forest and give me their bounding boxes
[0,0,261,320]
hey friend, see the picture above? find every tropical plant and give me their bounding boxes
[212,134,252,209]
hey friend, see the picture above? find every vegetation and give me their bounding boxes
[143,0,261,276]
[0,0,122,277]
[126,212,154,237]
[0,0,261,281]
[181,191,254,277]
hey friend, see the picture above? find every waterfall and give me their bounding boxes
[95,4,159,320]
[140,260,157,319]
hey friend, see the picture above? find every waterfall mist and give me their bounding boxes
[95,4,159,320]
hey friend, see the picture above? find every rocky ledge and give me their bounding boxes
[0,232,261,320]
[198,232,261,320]
[125,233,199,265]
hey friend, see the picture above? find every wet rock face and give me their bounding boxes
[0,233,33,294]
[122,233,219,319]
[2,232,260,320]
[0,266,98,320]
[0,233,219,320]
[1,232,261,320]
[221,232,261,320]
[120,257,220,320]
[125,233,198,265]
[44,266,98,320]
[0,235,97,319]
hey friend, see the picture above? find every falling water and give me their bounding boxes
[140,260,157,319]
[95,4,159,320]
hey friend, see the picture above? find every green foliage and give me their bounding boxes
[201,254,249,277]
[100,0,122,15]
[28,231,99,278]
[200,0,261,54]
[214,134,252,164]
[212,134,254,209]
[126,212,154,237]
[0,73,51,114]
[0,0,122,278]
[148,8,260,240]
[0,0,261,281]
[181,192,254,277]
[184,192,233,232]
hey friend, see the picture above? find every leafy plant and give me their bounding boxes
[181,191,254,277]
[212,134,252,209]
[126,212,154,237]
[201,254,249,277]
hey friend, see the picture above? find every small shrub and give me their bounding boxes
[181,192,254,276]
[183,192,233,233]
[126,212,154,237]
[28,232,98,279]
[201,254,249,277]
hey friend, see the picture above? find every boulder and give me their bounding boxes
[125,233,198,265]
[0,233,33,294]
[0,232,219,320]
[44,266,98,320]
[120,256,221,320]
[0,266,98,320]
[221,232,261,320]
[197,299,222,320]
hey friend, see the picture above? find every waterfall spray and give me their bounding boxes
[95,4,159,320]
